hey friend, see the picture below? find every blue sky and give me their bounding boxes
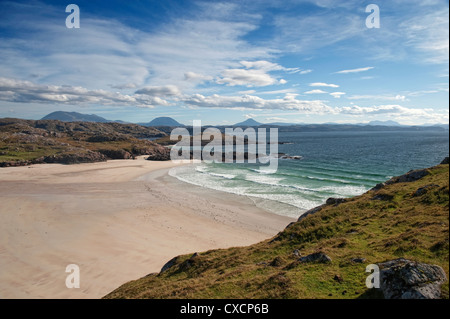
[0,0,448,125]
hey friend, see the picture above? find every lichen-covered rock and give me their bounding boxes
[378,258,447,299]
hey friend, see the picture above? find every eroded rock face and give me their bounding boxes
[378,258,447,299]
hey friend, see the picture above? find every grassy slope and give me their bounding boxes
[104,163,449,299]
[0,118,166,162]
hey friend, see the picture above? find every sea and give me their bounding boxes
[169,130,449,218]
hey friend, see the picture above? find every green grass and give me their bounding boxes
[104,163,449,299]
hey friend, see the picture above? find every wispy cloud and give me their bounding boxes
[305,89,328,94]
[330,92,346,98]
[347,94,406,101]
[310,82,339,88]
[335,67,374,74]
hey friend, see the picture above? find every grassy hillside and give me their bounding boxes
[104,161,449,299]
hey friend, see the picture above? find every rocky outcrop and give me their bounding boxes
[146,145,171,161]
[325,197,347,206]
[43,151,107,164]
[371,167,433,191]
[378,258,447,299]
[297,205,324,222]
[298,252,332,263]
[296,197,346,223]
[98,149,132,160]
[160,256,179,273]
[412,184,439,197]
[441,157,449,164]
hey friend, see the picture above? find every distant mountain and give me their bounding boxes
[368,120,401,126]
[41,111,109,123]
[234,118,262,126]
[266,122,306,126]
[140,117,183,127]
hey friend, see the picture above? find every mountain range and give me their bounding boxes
[37,111,448,130]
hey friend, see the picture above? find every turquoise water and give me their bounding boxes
[169,130,449,217]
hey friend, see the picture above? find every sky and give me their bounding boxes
[0,0,448,125]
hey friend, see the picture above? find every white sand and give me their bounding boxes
[0,157,294,299]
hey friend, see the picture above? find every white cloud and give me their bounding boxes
[135,85,181,97]
[347,94,406,101]
[0,77,171,108]
[216,60,297,87]
[330,92,346,98]
[184,72,214,82]
[310,82,339,88]
[300,69,313,74]
[110,83,137,90]
[305,89,328,94]
[216,68,278,87]
[182,93,333,113]
[335,67,374,74]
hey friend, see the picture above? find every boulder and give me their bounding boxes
[441,157,449,165]
[351,257,366,263]
[146,146,171,161]
[298,252,332,264]
[378,258,447,299]
[297,205,324,222]
[387,169,429,184]
[325,197,347,206]
[412,184,439,197]
[160,256,179,273]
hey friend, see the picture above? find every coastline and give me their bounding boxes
[0,157,294,299]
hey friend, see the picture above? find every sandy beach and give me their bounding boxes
[0,157,294,299]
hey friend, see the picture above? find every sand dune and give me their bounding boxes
[0,157,294,298]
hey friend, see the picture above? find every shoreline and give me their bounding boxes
[0,158,295,299]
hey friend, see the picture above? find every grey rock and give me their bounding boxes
[387,169,430,184]
[297,205,324,222]
[351,258,366,263]
[378,258,447,299]
[299,252,332,264]
[413,184,439,197]
[160,256,179,273]
[325,197,347,206]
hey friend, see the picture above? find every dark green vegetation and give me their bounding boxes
[104,161,449,299]
[0,118,169,166]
